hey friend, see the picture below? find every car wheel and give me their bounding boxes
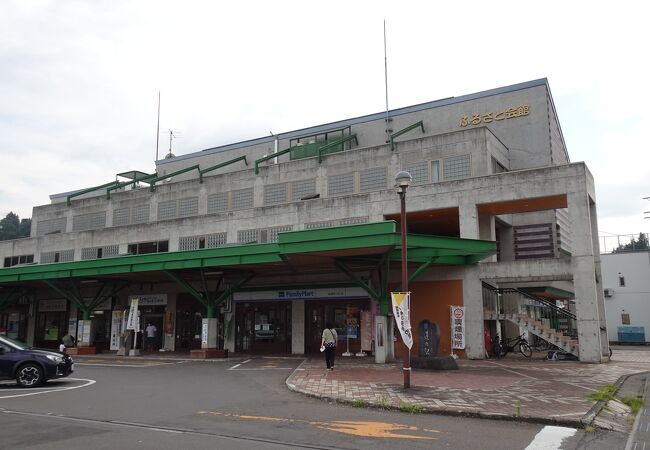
[15,363,44,387]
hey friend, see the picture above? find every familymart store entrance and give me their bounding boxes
[233,287,373,355]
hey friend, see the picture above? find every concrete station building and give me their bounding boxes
[0,79,609,362]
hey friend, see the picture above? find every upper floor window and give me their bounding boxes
[81,245,120,260]
[443,154,471,180]
[127,241,169,255]
[3,254,34,267]
[41,250,74,264]
[619,274,626,287]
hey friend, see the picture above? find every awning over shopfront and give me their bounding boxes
[0,221,495,285]
[0,221,496,316]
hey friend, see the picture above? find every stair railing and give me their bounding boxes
[482,282,578,339]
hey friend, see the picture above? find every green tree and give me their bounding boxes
[0,212,31,241]
[612,232,650,253]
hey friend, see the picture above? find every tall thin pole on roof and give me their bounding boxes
[156,90,161,162]
[384,20,390,143]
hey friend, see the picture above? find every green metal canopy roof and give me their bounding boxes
[0,221,496,285]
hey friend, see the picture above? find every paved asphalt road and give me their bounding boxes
[0,356,628,449]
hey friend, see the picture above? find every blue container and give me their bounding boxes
[617,326,646,343]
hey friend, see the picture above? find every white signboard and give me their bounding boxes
[110,311,124,350]
[38,299,67,312]
[129,294,167,306]
[234,287,367,301]
[126,298,139,330]
[391,292,413,349]
[201,322,209,346]
[451,305,466,350]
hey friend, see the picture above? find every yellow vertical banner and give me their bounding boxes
[391,292,413,349]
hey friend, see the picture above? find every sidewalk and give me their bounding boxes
[286,348,650,427]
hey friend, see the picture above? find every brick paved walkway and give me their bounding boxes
[286,348,650,425]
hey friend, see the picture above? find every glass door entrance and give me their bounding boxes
[305,300,368,354]
[235,302,291,354]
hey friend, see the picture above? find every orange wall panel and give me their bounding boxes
[392,280,466,360]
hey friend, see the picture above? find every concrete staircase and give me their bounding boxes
[484,309,579,356]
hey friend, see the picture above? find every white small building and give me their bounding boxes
[602,250,650,343]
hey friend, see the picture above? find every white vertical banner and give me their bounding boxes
[391,292,413,349]
[110,311,124,350]
[126,298,139,330]
[450,305,466,349]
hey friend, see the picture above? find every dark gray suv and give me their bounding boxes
[0,335,74,387]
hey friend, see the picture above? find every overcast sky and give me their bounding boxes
[1,0,648,242]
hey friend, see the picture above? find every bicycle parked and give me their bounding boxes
[497,334,532,358]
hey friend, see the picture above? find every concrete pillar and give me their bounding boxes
[26,298,36,347]
[463,266,485,359]
[224,306,235,353]
[479,214,497,262]
[163,295,176,351]
[568,192,603,362]
[291,300,305,354]
[374,315,389,363]
[201,318,218,349]
[589,199,610,358]
[459,199,479,239]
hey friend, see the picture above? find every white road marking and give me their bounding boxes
[485,361,540,380]
[228,367,294,371]
[76,362,180,367]
[525,426,577,449]
[0,378,96,400]
[229,363,242,370]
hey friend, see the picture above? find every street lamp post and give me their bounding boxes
[394,170,412,389]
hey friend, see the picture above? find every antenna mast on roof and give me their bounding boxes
[155,90,161,161]
[384,20,391,143]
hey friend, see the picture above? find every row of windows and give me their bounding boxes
[237,226,293,244]
[405,155,471,186]
[4,217,367,265]
[35,156,472,237]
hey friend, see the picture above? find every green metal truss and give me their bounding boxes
[199,156,248,183]
[43,280,128,320]
[390,121,424,151]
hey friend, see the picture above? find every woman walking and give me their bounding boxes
[321,322,338,371]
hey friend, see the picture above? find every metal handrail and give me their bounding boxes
[390,121,424,151]
[482,282,577,338]
[317,134,358,163]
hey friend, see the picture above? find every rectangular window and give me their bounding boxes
[268,226,292,243]
[443,155,471,180]
[205,233,227,248]
[359,167,387,193]
[431,160,440,182]
[179,236,199,251]
[207,192,228,214]
[113,208,130,227]
[3,254,34,267]
[157,200,177,220]
[131,204,150,224]
[73,212,106,232]
[619,275,626,287]
[621,313,630,325]
[405,163,428,185]
[231,188,254,210]
[81,245,119,260]
[178,197,199,217]
[305,221,336,229]
[264,183,288,205]
[291,179,316,201]
[328,173,354,196]
[238,229,259,244]
[340,217,368,226]
[41,250,74,264]
[36,218,67,236]
[127,241,168,255]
